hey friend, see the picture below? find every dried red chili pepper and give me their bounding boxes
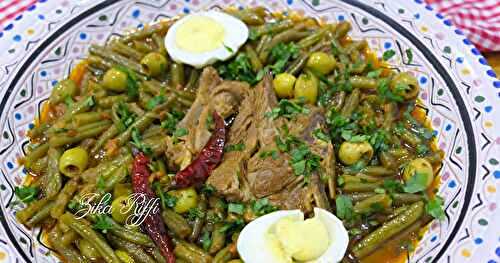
[132,152,175,263]
[174,111,226,188]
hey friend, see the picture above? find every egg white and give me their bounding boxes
[165,10,248,68]
[237,208,349,263]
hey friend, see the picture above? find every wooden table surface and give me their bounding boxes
[485,52,500,76]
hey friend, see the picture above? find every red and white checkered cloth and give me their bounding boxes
[0,0,499,52]
[426,0,500,52]
[0,0,37,26]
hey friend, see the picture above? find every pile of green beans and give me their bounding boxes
[16,7,443,263]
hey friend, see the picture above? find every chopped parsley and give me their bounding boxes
[114,65,139,98]
[186,207,205,221]
[377,78,404,102]
[161,110,184,135]
[225,143,245,152]
[251,198,277,216]
[14,186,39,204]
[217,53,258,85]
[93,215,114,234]
[425,195,445,220]
[268,42,299,74]
[219,218,244,234]
[115,103,136,132]
[205,114,214,129]
[201,184,216,196]
[289,144,321,178]
[131,127,152,155]
[172,127,189,144]
[228,203,245,215]
[265,99,310,120]
[383,179,405,194]
[96,176,106,191]
[336,195,355,221]
[200,231,212,251]
[403,172,430,193]
[312,128,330,142]
[382,49,396,61]
[366,69,382,79]
[146,95,165,110]
[259,149,279,160]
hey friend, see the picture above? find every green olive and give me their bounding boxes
[111,195,135,224]
[294,72,319,104]
[353,194,392,214]
[115,250,135,263]
[306,52,336,75]
[140,52,168,77]
[78,239,100,260]
[338,141,374,165]
[113,183,133,198]
[403,158,434,188]
[273,73,296,98]
[102,68,128,92]
[167,187,198,214]
[390,72,420,100]
[50,79,77,104]
[58,147,89,177]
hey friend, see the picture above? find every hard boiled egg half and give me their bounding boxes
[237,208,349,263]
[165,11,248,68]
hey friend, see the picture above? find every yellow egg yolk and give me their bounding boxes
[267,215,330,262]
[175,16,225,53]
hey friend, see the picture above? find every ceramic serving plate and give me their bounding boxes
[0,0,499,262]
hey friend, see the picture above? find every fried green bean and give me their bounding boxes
[353,194,392,214]
[24,142,49,170]
[352,201,424,258]
[286,52,309,75]
[347,192,375,203]
[73,111,110,127]
[26,201,55,227]
[185,68,200,92]
[189,194,207,242]
[110,41,145,61]
[255,35,271,54]
[340,174,382,184]
[392,193,424,206]
[48,228,85,263]
[61,229,80,247]
[81,153,132,183]
[90,124,119,156]
[349,76,377,89]
[244,44,263,72]
[107,234,156,263]
[334,21,351,39]
[133,40,155,54]
[120,21,171,43]
[42,148,62,198]
[342,181,382,193]
[250,20,293,40]
[297,27,328,49]
[214,245,233,263]
[170,63,185,87]
[115,112,155,146]
[162,209,192,239]
[97,94,130,109]
[51,177,79,218]
[89,45,145,75]
[16,197,50,224]
[340,88,361,118]
[227,7,266,25]
[209,223,226,254]
[49,122,111,147]
[60,212,120,263]
[260,28,308,62]
[360,166,395,177]
[174,240,212,263]
[152,33,167,55]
